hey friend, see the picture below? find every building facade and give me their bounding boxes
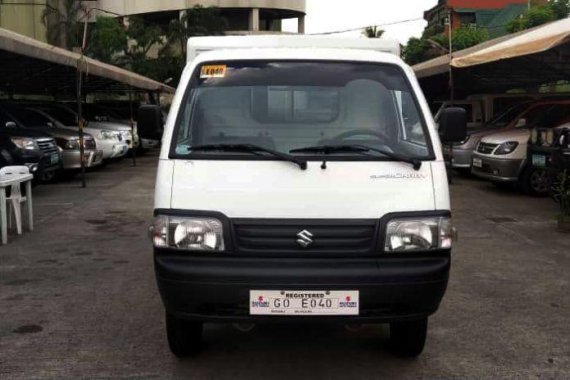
[83,0,306,34]
[424,0,540,38]
[0,1,47,42]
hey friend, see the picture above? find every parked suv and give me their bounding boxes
[0,108,60,181]
[472,101,570,195]
[1,103,103,173]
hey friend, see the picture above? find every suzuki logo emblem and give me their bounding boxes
[296,230,314,248]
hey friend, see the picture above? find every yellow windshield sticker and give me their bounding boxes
[200,65,227,78]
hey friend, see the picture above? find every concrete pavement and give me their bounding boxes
[1,154,569,379]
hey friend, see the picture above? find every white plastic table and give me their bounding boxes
[0,173,33,245]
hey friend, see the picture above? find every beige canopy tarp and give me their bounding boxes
[452,18,570,68]
[414,18,570,77]
[0,27,174,94]
[413,18,570,98]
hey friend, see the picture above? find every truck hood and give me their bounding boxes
[481,128,530,145]
[169,160,438,219]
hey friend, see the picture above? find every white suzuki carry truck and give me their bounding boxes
[138,36,467,358]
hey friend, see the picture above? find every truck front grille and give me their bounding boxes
[232,219,378,256]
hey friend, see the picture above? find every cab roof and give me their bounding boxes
[187,35,401,63]
[189,48,407,69]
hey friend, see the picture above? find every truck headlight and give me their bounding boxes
[494,141,519,155]
[151,215,225,251]
[385,217,453,252]
[11,137,39,151]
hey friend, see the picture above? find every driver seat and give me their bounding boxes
[320,79,389,144]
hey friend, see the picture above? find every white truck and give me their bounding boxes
[138,36,467,358]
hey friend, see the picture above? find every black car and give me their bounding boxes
[0,108,61,181]
[528,123,570,193]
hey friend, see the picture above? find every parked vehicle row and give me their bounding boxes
[436,97,570,196]
[0,101,162,183]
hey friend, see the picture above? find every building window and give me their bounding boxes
[459,13,476,26]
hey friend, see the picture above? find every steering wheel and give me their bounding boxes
[329,129,391,144]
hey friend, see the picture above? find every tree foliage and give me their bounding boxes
[402,37,432,65]
[42,0,86,49]
[403,27,488,65]
[362,26,385,38]
[82,5,227,84]
[507,0,569,33]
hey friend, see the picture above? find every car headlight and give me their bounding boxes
[385,217,453,252]
[100,130,117,140]
[11,137,39,151]
[494,141,519,155]
[151,215,225,252]
[57,137,80,150]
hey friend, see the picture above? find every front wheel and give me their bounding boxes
[389,318,428,358]
[519,166,549,196]
[166,313,203,358]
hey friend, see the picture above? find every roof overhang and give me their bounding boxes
[0,27,175,95]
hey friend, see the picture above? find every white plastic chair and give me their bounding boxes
[0,166,31,235]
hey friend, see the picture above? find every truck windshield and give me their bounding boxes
[173,61,432,160]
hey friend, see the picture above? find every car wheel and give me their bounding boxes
[166,313,203,358]
[520,167,549,196]
[389,318,428,358]
[41,170,57,183]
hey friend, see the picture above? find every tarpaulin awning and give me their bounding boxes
[452,17,570,68]
[413,18,570,98]
[0,27,175,95]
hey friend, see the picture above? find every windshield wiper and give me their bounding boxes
[290,144,422,171]
[187,144,308,170]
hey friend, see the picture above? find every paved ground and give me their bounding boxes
[1,153,569,379]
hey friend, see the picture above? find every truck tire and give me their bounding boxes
[166,313,203,358]
[389,318,428,358]
[519,166,549,196]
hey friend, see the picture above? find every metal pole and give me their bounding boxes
[76,17,90,189]
[76,64,86,188]
[448,10,454,104]
[447,10,454,185]
[129,89,137,167]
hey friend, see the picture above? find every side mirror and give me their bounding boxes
[5,121,17,128]
[137,105,163,140]
[515,118,527,128]
[439,107,467,144]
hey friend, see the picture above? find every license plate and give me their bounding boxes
[532,154,547,167]
[250,290,359,316]
[50,153,59,164]
[473,158,483,168]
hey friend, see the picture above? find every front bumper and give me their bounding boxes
[155,251,450,323]
[109,143,129,159]
[451,148,474,169]
[471,155,525,182]
[141,138,160,150]
[61,150,104,169]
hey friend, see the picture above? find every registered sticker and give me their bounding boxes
[200,65,227,78]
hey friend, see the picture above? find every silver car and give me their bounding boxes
[445,102,533,169]
[32,104,129,160]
